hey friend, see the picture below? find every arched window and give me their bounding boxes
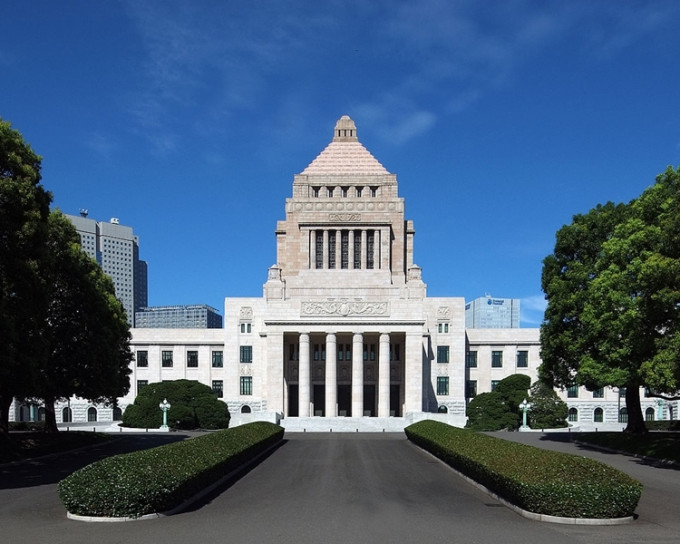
[62,407,72,423]
[438,405,448,413]
[241,405,251,414]
[645,407,655,421]
[593,407,603,423]
[568,408,578,422]
[619,407,628,423]
[87,407,98,422]
[113,407,123,421]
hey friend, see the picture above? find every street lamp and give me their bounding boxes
[159,398,171,432]
[519,398,531,431]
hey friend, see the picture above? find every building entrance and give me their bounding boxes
[313,384,325,416]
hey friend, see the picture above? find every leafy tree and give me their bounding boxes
[527,381,568,429]
[27,211,132,432]
[541,166,680,433]
[0,118,51,434]
[465,374,531,431]
[123,380,230,430]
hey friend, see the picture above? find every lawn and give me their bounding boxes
[0,431,112,463]
[577,432,680,464]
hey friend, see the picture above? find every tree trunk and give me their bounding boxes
[0,394,12,435]
[625,385,647,433]
[43,397,59,433]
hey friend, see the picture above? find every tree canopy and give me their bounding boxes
[0,118,51,433]
[465,374,531,431]
[1,119,132,433]
[527,381,568,429]
[540,166,680,433]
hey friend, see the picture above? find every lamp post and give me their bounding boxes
[519,398,531,431]
[159,398,171,432]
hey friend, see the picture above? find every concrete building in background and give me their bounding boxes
[135,304,223,329]
[66,213,148,327]
[465,295,520,328]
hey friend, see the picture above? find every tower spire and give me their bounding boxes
[333,115,358,142]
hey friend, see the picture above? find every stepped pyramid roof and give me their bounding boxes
[300,115,391,176]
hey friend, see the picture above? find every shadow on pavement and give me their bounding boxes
[0,433,189,490]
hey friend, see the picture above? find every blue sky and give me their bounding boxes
[3,1,680,327]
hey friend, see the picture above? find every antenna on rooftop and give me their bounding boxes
[79,209,89,217]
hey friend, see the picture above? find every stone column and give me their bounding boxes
[348,230,355,269]
[381,227,390,270]
[322,230,329,269]
[310,230,317,269]
[378,333,390,417]
[299,333,311,417]
[403,331,424,413]
[361,230,367,269]
[325,333,337,417]
[335,229,342,270]
[352,333,364,417]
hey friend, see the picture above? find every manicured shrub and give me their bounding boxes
[57,421,283,518]
[465,374,531,431]
[122,379,230,430]
[406,420,642,519]
[528,381,568,429]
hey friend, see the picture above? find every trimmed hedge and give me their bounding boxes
[57,421,283,518]
[405,420,642,519]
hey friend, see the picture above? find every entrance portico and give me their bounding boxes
[280,329,416,418]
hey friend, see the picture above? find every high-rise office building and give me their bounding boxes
[465,295,520,328]
[135,304,223,329]
[66,213,148,327]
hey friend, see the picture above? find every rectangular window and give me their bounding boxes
[390,344,400,361]
[212,351,223,368]
[312,186,320,197]
[592,387,604,398]
[162,350,173,367]
[240,376,252,395]
[328,231,336,269]
[466,351,477,368]
[444,323,449,333]
[437,346,449,363]
[491,380,500,392]
[516,350,528,368]
[438,323,442,333]
[491,351,503,368]
[466,380,477,398]
[327,187,334,197]
[315,230,323,269]
[567,385,579,398]
[289,344,297,361]
[341,230,349,269]
[240,346,252,363]
[136,350,148,367]
[137,380,148,392]
[313,344,326,361]
[436,376,449,396]
[187,350,198,368]
[212,380,223,398]
[366,231,374,269]
[353,231,361,269]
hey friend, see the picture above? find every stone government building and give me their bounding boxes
[12,116,670,430]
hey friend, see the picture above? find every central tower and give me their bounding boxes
[266,115,422,301]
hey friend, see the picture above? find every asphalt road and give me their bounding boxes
[1,431,678,544]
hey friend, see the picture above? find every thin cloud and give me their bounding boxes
[520,294,547,326]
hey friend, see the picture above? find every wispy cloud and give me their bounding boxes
[520,294,547,326]
[117,1,680,152]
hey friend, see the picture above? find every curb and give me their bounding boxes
[66,438,284,522]
[411,442,635,526]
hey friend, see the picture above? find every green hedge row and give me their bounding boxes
[405,420,642,519]
[57,421,284,518]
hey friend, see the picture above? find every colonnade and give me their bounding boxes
[310,229,386,270]
[297,332,392,417]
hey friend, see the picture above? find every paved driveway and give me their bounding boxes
[1,431,678,544]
